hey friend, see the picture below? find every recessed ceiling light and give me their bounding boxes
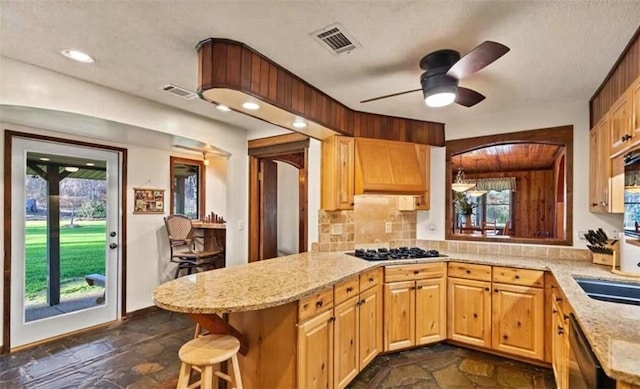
[39,157,50,161]
[292,118,308,129]
[86,162,95,166]
[241,101,260,110]
[61,49,95,63]
[216,104,231,112]
[65,166,79,172]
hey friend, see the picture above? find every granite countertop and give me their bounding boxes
[152,250,640,384]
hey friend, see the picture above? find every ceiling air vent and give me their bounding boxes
[161,84,198,100]
[311,23,361,55]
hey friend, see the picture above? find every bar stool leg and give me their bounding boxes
[200,365,214,389]
[231,354,243,389]
[176,362,192,389]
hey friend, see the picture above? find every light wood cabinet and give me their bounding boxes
[447,277,492,348]
[321,135,355,210]
[334,276,382,389]
[358,284,382,370]
[415,144,431,210]
[590,115,613,213]
[448,262,546,361]
[383,263,447,351]
[610,94,632,156]
[632,78,640,139]
[550,291,569,389]
[333,296,359,389]
[491,283,544,360]
[298,309,334,389]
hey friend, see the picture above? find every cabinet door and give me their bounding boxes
[415,278,446,345]
[358,284,382,370]
[551,298,569,389]
[298,309,334,389]
[590,118,611,213]
[334,296,359,389]
[633,79,640,139]
[321,136,354,210]
[383,281,415,351]
[447,278,491,348]
[610,95,632,156]
[491,283,544,360]
[415,144,431,210]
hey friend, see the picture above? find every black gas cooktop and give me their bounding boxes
[346,247,446,261]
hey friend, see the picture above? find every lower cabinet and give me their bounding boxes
[447,263,546,361]
[550,279,570,389]
[447,277,492,348]
[383,263,447,351]
[298,309,334,389]
[298,271,383,389]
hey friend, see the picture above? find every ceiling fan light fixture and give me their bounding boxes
[425,90,456,107]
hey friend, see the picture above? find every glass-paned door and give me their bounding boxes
[10,137,121,348]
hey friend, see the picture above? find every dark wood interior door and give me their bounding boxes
[260,159,278,260]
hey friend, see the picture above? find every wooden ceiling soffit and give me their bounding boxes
[196,38,445,146]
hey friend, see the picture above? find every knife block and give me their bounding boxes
[591,240,619,266]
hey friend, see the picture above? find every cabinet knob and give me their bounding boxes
[346,287,353,293]
[494,288,499,293]
[555,297,563,302]
[473,313,478,318]
[552,308,558,314]
[369,277,374,282]
[466,269,471,274]
[484,287,490,291]
[557,326,564,335]
[514,275,520,280]
[591,202,598,207]
[417,285,423,290]
[316,300,324,308]
[503,335,509,340]
[360,299,366,305]
[413,270,420,275]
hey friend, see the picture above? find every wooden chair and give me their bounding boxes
[164,214,223,279]
[502,221,511,236]
[176,334,244,389]
[482,221,498,236]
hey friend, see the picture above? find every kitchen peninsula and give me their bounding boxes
[153,250,640,388]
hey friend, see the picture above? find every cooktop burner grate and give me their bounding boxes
[346,247,446,261]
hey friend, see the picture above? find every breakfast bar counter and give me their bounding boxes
[153,250,640,386]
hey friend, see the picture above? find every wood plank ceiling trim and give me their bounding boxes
[590,25,640,127]
[196,38,445,146]
[455,143,562,173]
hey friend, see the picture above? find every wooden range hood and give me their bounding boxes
[196,38,445,146]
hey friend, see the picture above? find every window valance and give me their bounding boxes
[474,177,517,192]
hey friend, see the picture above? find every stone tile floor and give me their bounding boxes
[0,310,555,388]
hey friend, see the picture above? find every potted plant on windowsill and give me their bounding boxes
[454,191,477,227]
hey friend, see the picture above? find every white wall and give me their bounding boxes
[0,57,249,348]
[417,100,623,245]
[276,162,299,255]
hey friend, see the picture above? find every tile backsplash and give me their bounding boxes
[314,195,589,260]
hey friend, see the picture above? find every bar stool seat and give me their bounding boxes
[176,334,243,389]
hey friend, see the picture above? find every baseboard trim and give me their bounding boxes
[124,305,162,320]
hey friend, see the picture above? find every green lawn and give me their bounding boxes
[25,220,106,298]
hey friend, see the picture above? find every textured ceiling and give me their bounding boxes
[1,1,639,137]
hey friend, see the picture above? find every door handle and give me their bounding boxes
[109,243,118,249]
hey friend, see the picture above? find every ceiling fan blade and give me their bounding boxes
[360,88,422,103]
[455,87,485,107]
[447,41,510,80]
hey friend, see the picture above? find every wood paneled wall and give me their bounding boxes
[466,170,555,238]
[197,38,445,146]
[590,26,640,126]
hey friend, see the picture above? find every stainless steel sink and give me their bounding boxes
[574,277,640,306]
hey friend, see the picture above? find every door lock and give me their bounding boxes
[110,231,117,237]
[109,243,118,249]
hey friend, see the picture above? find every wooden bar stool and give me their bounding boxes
[176,334,243,389]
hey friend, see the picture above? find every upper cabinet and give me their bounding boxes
[608,76,640,158]
[321,136,430,211]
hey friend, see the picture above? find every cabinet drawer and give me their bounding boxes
[360,268,381,292]
[448,262,492,281]
[334,275,360,305]
[492,266,544,287]
[298,287,334,322]
[384,262,446,283]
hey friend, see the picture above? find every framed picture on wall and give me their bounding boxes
[133,188,165,214]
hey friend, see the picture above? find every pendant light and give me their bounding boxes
[451,155,475,192]
[467,159,487,197]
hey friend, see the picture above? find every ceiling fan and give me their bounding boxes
[360,41,510,108]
